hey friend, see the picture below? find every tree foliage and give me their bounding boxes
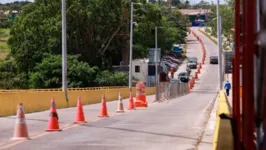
[207,3,234,37]
[95,71,129,86]
[0,0,187,89]
[29,54,98,88]
[193,0,210,9]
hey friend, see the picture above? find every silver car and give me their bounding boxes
[187,60,197,69]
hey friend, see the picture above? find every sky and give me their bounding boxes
[1,0,226,5]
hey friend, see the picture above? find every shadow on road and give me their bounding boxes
[190,90,218,94]
[4,116,67,124]
[80,124,212,145]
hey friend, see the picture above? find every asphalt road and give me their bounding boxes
[1,27,219,150]
[174,30,203,79]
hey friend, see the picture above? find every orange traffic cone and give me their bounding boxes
[197,67,201,74]
[11,103,30,140]
[202,58,205,64]
[116,92,124,113]
[74,96,87,124]
[45,98,62,132]
[191,77,195,88]
[195,72,198,79]
[128,92,136,110]
[98,95,109,117]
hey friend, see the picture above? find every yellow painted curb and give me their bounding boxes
[212,90,234,150]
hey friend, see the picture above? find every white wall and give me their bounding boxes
[132,59,148,82]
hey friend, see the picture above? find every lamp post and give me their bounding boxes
[129,1,142,95]
[155,26,163,101]
[62,0,68,102]
[216,0,223,90]
[129,1,133,96]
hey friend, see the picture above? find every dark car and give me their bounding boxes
[178,72,189,83]
[210,56,218,64]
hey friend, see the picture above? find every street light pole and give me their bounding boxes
[155,26,163,101]
[129,1,133,94]
[216,0,223,90]
[155,27,158,84]
[62,0,68,102]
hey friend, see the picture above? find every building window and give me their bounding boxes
[135,65,140,73]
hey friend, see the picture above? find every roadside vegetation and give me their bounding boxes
[0,28,10,60]
[0,0,188,89]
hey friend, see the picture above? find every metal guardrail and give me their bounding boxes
[156,82,189,102]
[0,86,128,93]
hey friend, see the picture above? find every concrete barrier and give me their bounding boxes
[0,87,155,117]
[212,90,234,150]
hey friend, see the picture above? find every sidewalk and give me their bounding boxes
[0,95,155,148]
[198,95,219,150]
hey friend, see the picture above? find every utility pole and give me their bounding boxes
[216,0,223,90]
[62,0,68,102]
[155,27,158,83]
[129,1,133,95]
[155,26,163,101]
[155,27,158,101]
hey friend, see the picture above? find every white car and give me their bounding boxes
[187,60,197,69]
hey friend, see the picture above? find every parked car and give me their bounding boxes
[187,60,197,69]
[187,56,198,63]
[170,78,181,83]
[178,72,189,83]
[174,51,183,59]
[210,56,218,64]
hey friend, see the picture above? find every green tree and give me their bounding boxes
[172,0,181,7]
[194,0,210,9]
[3,0,187,89]
[207,4,234,37]
[95,70,128,86]
[29,54,98,88]
[0,58,28,89]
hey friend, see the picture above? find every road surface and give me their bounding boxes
[0,27,219,150]
[174,31,203,79]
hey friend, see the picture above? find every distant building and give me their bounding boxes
[180,9,212,26]
[112,58,149,84]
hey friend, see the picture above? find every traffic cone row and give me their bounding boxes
[11,92,136,140]
[189,28,206,90]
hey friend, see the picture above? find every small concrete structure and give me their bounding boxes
[132,58,149,82]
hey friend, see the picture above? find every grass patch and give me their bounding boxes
[198,28,226,55]
[0,28,10,60]
[198,28,218,45]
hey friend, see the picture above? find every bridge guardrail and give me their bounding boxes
[156,82,189,102]
[0,86,127,93]
[212,90,234,150]
[0,87,155,117]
